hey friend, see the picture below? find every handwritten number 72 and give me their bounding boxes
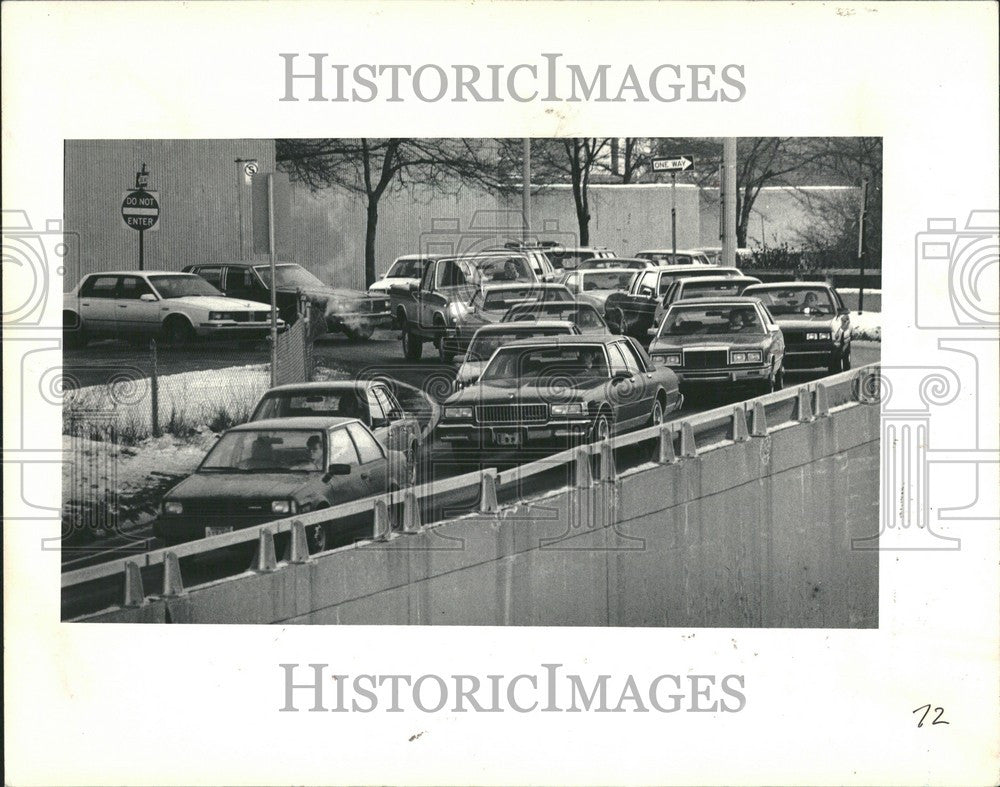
[913,704,949,727]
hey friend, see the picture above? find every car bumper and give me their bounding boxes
[153,514,276,545]
[673,365,772,385]
[325,310,393,331]
[436,419,594,447]
[195,321,286,338]
[783,343,838,369]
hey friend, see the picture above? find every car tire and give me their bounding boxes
[162,315,195,347]
[401,318,423,360]
[590,411,612,443]
[649,397,665,427]
[435,320,456,364]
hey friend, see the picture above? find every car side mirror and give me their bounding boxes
[139,293,156,302]
[407,282,419,292]
[611,370,633,383]
[454,354,467,365]
[838,307,850,316]
[370,418,390,429]
[638,286,655,298]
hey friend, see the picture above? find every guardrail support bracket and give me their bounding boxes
[680,422,698,458]
[732,406,750,442]
[795,387,815,422]
[161,552,186,598]
[252,527,278,573]
[574,446,593,488]
[402,490,421,533]
[657,425,677,464]
[288,520,312,563]
[751,401,768,437]
[123,560,146,607]
[479,470,499,514]
[373,497,391,541]
[814,383,830,418]
[599,441,618,481]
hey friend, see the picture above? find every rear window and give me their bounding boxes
[252,391,365,420]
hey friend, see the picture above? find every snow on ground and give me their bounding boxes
[850,310,882,342]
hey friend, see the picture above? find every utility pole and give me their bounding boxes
[670,172,678,258]
[721,138,738,266]
[857,177,869,313]
[267,173,278,386]
[522,138,531,243]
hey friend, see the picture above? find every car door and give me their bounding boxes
[619,338,657,419]
[322,425,367,503]
[346,422,390,495]
[364,386,391,448]
[118,275,161,334]
[78,274,121,335]
[607,341,648,429]
[374,384,415,455]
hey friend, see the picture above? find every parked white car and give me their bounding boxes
[367,254,438,296]
[63,270,283,347]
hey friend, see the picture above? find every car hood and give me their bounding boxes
[445,378,606,405]
[165,471,315,501]
[168,295,273,311]
[773,314,842,330]
[369,278,417,294]
[298,286,382,304]
[650,332,772,351]
[455,360,487,384]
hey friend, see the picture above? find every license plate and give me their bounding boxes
[494,430,521,447]
[206,525,233,537]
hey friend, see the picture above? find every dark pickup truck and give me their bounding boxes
[604,265,743,342]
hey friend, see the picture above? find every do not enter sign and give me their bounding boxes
[121,189,160,232]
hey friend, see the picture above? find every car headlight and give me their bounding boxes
[730,350,763,364]
[209,312,235,321]
[163,501,183,515]
[444,406,473,419]
[446,302,470,324]
[806,332,832,341]
[551,402,586,416]
[653,353,682,367]
[271,500,297,515]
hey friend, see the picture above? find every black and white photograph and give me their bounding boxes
[59,136,883,625]
[3,2,997,785]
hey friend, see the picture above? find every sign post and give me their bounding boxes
[856,177,869,314]
[267,173,278,386]
[121,164,159,270]
[651,156,695,258]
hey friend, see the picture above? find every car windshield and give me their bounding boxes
[466,327,570,361]
[200,429,326,473]
[385,258,425,278]
[503,303,606,330]
[660,305,765,336]
[481,286,570,311]
[480,345,610,385]
[743,287,836,316]
[148,275,223,298]
[639,252,696,265]
[581,259,646,270]
[465,255,534,284]
[580,271,635,291]
[254,264,326,289]
[252,391,365,420]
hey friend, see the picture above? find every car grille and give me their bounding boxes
[365,298,389,313]
[181,498,275,517]
[682,350,729,369]
[783,330,806,343]
[229,312,270,322]
[476,404,548,424]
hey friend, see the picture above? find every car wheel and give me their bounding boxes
[773,365,785,391]
[344,324,374,342]
[590,411,612,443]
[162,315,195,347]
[435,323,456,364]
[401,318,423,360]
[649,397,665,427]
[63,312,87,349]
[606,308,625,335]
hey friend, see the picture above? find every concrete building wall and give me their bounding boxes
[64,140,276,289]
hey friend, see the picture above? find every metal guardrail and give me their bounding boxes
[62,364,879,615]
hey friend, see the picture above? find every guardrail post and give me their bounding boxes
[574,446,593,488]
[795,387,815,422]
[599,441,617,481]
[750,401,768,437]
[402,490,421,533]
[373,497,391,541]
[123,560,145,607]
[253,527,278,573]
[479,470,499,514]
[657,424,677,464]
[680,422,698,458]
[161,552,186,598]
[288,520,312,564]
[814,383,830,418]
[732,406,750,442]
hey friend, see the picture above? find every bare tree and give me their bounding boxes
[533,138,611,245]
[276,138,501,286]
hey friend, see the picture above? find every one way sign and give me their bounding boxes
[652,155,695,173]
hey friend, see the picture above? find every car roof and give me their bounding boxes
[473,320,575,333]
[638,249,708,255]
[84,270,199,277]
[259,380,380,394]
[480,281,567,291]
[229,416,361,431]
[498,334,621,347]
[660,265,742,274]
[677,275,760,285]
[668,296,764,307]
[394,254,443,261]
[577,267,640,274]
[184,261,298,269]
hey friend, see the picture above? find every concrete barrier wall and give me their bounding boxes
[94,398,879,627]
